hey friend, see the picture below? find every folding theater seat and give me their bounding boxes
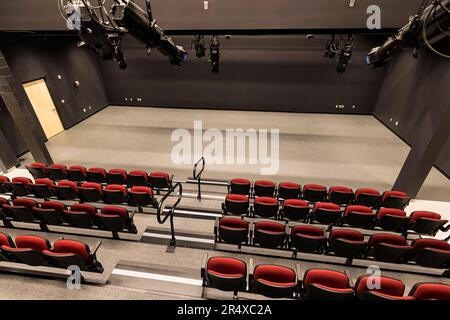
[328,229,367,259]
[328,186,354,206]
[86,167,107,184]
[367,233,411,263]
[302,269,354,300]
[253,180,275,198]
[290,225,326,254]
[0,197,9,208]
[374,208,410,232]
[229,178,251,196]
[55,180,79,200]
[32,201,66,226]
[3,198,38,222]
[66,165,87,182]
[63,203,97,228]
[223,194,249,216]
[8,177,32,196]
[354,188,382,208]
[409,283,450,300]
[127,170,149,187]
[280,199,310,221]
[25,162,47,179]
[217,217,249,245]
[128,186,155,209]
[252,197,279,219]
[1,235,51,266]
[407,211,448,236]
[380,191,411,209]
[149,171,172,191]
[409,238,450,268]
[278,182,301,200]
[355,275,412,300]
[46,164,68,181]
[29,178,55,199]
[43,239,103,272]
[342,205,375,228]
[302,184,327,203]
[103,184,128,204]
[253,221,287,249]
[0,176,10,194]
[252,264,298,298]
[204,257,247,293]
[79,182,103,202]
[0,232,15,249]
[310,202,342,225]
[95,206,137,235]
[107,168,127,185]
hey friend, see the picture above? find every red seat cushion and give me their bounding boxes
[369,233,407,247]
[108,168,127,179]
[130,186,153,196]
[226,194,249,202]
[0,176,10,183]
[279,182,301,189]
[254,221,285,233]
[49,164,67,170]
[412,239,450,252]
[30,162,46,169]
[254,180,275,187]
[254,197,278,205]
[284,199,309,208]
[412,283,450,300]
[81,182,103,193]
[12,177,32,185]
[303,269,350,289]
[100,206,128,219]
[53,239,90,262]
[329,186,353,194]
[291,225,325,237]
[314,202,340,211]
[330,229,364,242]
[58,180,78,191]
[219,217,249,229]
[70,203,97,216]
[12,198,37,208]
[254,265,296,286]
[88,167,106,177]
[410,211,441,222]
[207,257,246,277]
[230,178,251,185]
[34,178,55,188]
[0,198,9,206]
[69,165,87,173]
[356,276,405,297]
[150,171,170,181]
[377,208,406,219]
[15,235,50,251]
[41,201,65,211]
[128,170,148,178]
[382,190,408,202]
[304,184,327,191]
[105,184,127,195]
[356,188,380,197]
[344,205,373,216]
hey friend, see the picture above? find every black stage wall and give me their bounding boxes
[101,35,387,114]
[374,44,450,177]
[0,35,108,156]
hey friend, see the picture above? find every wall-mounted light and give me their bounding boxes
[61,99,65,103]
[57,75,62,80]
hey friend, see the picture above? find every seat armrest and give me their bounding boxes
[248,258,254,291]
[344,269,354,287]
[201,253,208,278]
[92,240,102,256]
[129,208,137,219]
[214,217,219,236]
[296,263,303,285]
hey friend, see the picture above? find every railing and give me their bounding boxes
[193,157,206,200]
[156,182,183,248]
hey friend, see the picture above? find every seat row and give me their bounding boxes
[0,176,157,209]
[0,197,137,238]
[228,178,411,209]
[223,195,449,236]
[216,217,450,269]
[203,256,450,300]
[25,163,173,190]
[0,232,103,272]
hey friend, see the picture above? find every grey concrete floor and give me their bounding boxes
[4,106,449,300]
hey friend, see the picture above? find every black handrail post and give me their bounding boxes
[193,157,206,200]
[156,182,183,251]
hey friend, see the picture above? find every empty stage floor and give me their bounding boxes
[45,105,449,202]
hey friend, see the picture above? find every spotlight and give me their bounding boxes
[324,34,339,59]
[210,35,220,73]
[192,35,206,58]
[336,35,353,73]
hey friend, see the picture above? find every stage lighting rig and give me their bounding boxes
[192,35,206,58]
[324,34,339,59]
[210,35,220,73]
[58,0,188,69]
[366,0,450,68]
[337,35,354,73]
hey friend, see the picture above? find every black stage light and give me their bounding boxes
[324,34,339,59]
[192,35,206,58]
[210,35,220,73]
[337,35,353,73]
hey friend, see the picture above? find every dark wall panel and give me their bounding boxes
[0,98,27,155]
[0,0,422,31]
[374,47,450,177]
[0,35,108,157]
[102,35,386,113]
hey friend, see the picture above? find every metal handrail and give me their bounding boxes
[156,182,182,247]
[193,157,205,199]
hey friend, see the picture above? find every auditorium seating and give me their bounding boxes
[103,184,128,204]
[280,199,310,221]
[290,225,326,254]
[253,221,287,249]
[252,197,279,218]
[127,170,148,187]
[29,178,55,199]
[86,167,107,184]
[223,194,249,216]
[328,229,367,259]
[354,188,382,207]
[278,182,301,200]
[252,264,298,298]
[204,257,247,294]
[409,283,450,300]
[0,198,137,239]
[0,233,103,272]
[46,164,68,181]
[381,191,411,209]
[66,166,87,182]
[409,238,450,268]
[8,177,33,197]
[79,182,103,202]
[25,163,47,179]
[341,205,375,228]
[253,180,275,197]
[149,171,173,191]
[301,269,354,300]
[229,178,251,196]
[367,233,411,263]
[0,176,10,194]
[375,208,410,232]
[354,275,413,300]
[303,184,327,203]
[407,211,449,236]
[310,202,342,225]
[107,169,127,185]
[216,217,249,246]
[328,186,354,206]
